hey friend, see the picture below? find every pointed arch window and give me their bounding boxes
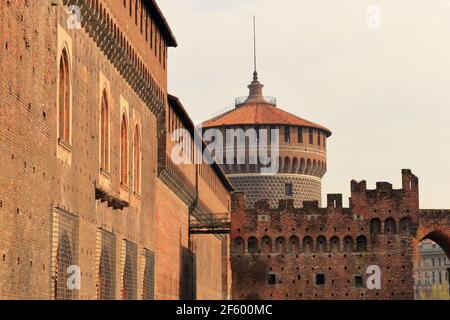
[55,231,74,300]
[58,49,70,143]
[133,124,141,194]
[100,90,109,172]
[121,115,129,186]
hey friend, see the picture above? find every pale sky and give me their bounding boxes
[158,0,450,209]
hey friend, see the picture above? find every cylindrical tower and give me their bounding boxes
[202,72,332,208]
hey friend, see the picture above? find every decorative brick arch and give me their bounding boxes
[414,210,450,260]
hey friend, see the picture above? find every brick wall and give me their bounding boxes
[230,170,450,300]
[0,0,232,300]
[154,181,190,300]
[191,234,226,300]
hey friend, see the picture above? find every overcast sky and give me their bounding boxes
[158,0,450,209]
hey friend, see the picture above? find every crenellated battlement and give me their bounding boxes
[230,170,424,252]
[233,170,419,218]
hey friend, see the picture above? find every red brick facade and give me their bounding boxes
[231,170,450,300]
[0,0,232,300]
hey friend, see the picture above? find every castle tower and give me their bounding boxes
[202,71,332,208]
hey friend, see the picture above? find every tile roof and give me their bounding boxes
[202,102,332,137]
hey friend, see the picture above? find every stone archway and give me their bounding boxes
[414,210,450,299]
[414,210,450,260]
[421,231,450,259]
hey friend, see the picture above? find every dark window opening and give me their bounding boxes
[142,250,155,300]
[316,273,325,285]
[285,183,293,196]
[298,127,303,143]
[248,237,258,254]
[284,127,290,143]
[268,274,277,285]
[356,236,368,252]
[309,128,314,144]
[354,276,363,288]
[135,1,138,25]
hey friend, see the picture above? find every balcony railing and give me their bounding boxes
[189,212,231,235]
[235,96,277,107]
[209,96,277,119]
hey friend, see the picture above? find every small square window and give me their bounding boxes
[285,183,293,196]
[316,273,325,285]
[268,274,277,285]
[354,276,363,288]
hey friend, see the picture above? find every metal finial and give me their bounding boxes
[253,15,257,79]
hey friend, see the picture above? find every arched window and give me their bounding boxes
[316,236,327,252]
[247,237,258,254]
[283,157,290,173]
[58,49,70,142]
[142,250,155,300]
[370,218,382,236]
[305,159,312,175]
[122,243,137,300]
[343,236,354,253]
[55,231,74,300]
[120,115,128,186]
[99,246,114,300]
[277,156,283,173]
[233,237,245,254]
[302,236,313,253]
[275,237,286,254]
[330,236,340,253]
[100,90,109,171]
[292,158,299,173]
[288,236,300,253]
[384,218,397,234]
[399,217,412,235]
[299,158,306,174]
[356,236,368,252]
[133,125,141,193]
[261,236,272,254]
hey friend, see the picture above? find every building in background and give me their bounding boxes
[413,239,450,299]
[0,0,232,300]
[202,71,331,209]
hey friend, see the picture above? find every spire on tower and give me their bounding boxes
[253,14,258,81]
[240,15,271,106]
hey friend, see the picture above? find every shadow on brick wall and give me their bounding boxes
[179,246,196,300]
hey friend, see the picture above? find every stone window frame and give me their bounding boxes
[56,25,74,165]
[119,96,130,193]
[132,120,142,196]
[99,72,111,177]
